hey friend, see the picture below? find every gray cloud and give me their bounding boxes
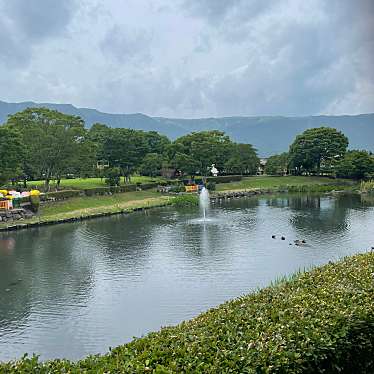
[0,0,77,66]
[3,0,76,39]
[0,0,372,117]
[100,25,152,64]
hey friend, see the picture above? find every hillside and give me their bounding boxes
[1,100,373,156]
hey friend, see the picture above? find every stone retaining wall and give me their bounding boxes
[210,189,272,202]
[0,209,34,223]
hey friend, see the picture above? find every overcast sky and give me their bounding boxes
[0,0,373,118]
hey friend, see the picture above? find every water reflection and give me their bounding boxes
[265,193,366,235]
[0,193,373,361]
[0,225,95,338]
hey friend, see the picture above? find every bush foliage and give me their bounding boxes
[1,252,373,373]
[171,194,199,207]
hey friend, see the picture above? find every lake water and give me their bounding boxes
[0,193,373,361]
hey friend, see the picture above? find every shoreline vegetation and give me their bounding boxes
[1,252,373,372]
[0,176,357,232]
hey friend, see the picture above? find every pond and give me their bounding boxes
[0,193,373,361]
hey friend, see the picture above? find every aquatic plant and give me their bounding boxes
[360,180,374,193]
[278,183,354,193]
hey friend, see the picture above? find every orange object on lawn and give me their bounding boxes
[185,185,198,193]
[0,200,11,210]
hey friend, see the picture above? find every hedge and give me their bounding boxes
[42,190,82,201]
[136,182,159,190]
[1,252,373,373]
[207,175,242,183]
[190,175,243,184]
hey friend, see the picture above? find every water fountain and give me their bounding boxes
[200,187,210,221]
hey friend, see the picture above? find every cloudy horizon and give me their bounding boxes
[0,0,373,118]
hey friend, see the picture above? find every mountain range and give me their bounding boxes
[1,100,373,156]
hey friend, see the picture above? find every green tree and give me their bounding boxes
[6,107,86,190]
[173,152,201,177]
[67,138,97,179]
[174,131,234,175]
[289,127,348,174]
[138,153,163,177]
[88,123,112,162]
[335,150,374,179]
[225,143,259,175]
[102,128,148,183]
[0,126,25,185]
[105,167,121,187]
[265,153,289,175]
[143,131,171,155]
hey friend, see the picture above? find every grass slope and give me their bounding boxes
[1,252,373,373]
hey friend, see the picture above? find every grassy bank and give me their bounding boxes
[1,252,373,373]
[0,191,171,230]
[216,176,354,192]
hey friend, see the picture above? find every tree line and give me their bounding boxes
[0,108,259,189]
[1,108,373,189]
[265,127,374,179]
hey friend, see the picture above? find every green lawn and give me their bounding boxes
[26,176,166,190]
[216,175,351,191]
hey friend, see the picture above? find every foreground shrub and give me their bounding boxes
[169,184,186,193]
[206,181,216,191]
[29,195,40,213]
[1,252,373,373]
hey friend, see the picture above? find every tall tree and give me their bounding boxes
[0,126,25,185]
[143,131,171,155]
[6,107,86,190]
[102,128,148,183]
[138,153,163,177]
[174,131,234,175]
[225,143,259,175]
[88,123,112,161]
[289,127,348,174]
[265,153,289,175]
[172,152,200,177]
[67,138,97,179]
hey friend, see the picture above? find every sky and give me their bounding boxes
[0,0,373,118]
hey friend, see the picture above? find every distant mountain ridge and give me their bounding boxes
[1,100,373,156]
